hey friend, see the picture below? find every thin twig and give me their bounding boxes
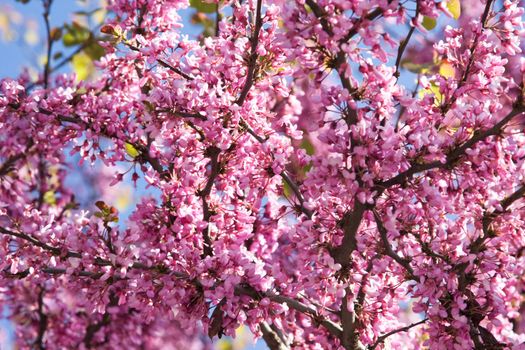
[124,41,194,80]
[373,210,417,280]
[393,16,417,79]
[368,319,428,350]
[42,0,54,89]
[234,284,343,338]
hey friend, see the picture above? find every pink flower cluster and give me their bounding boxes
[1,0,525,349]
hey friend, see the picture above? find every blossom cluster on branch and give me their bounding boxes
[1,0,525,349]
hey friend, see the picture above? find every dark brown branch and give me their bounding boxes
[393,19,417,79]
[0,226,172,271]
[238,119,313,219]
[281,171,313,218]
[34,288,48,350]
[340,7,384,44]
[368,319,428,350]
[441,0,495,113]
[373,210,417,280]
[0,152,27,177]
[304,0,333,35]
[3,226,338,341]
[500,183,525,211]
[377,106,525,190]
[480,0,494,28]
[56,114,172,181]
[198,146,221,257]
[42,0,54,89]
[27,263,342,342]
[331,200,366,268]
[342,258,380,349]
[0,226,62,256]
[229,0,312,219]
[340,286,358,350]
[260,322,290,350]
[234,284,342,338]
[215,2,221,37]
[235,0,263,106]
[82,294,117,348]
[31,265,337,339]
[466,183,525,261]
[123,41,193,81]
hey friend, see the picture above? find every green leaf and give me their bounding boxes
[190,0,216,13]
[43,191,56,205]
[439,60,455,78]
[124,142,140,158]
[446,0,461,20]
[62,22,91,47]
[400,60,431,74]
[300,138,315,156]
[71,52,95,81]
[422,16,437,31]
[283,180,292,198]
[419,81,442,106]
[83,42,105,60]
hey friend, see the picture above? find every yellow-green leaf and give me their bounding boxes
[446,0,461,20]
[300,138,315,156]
[71,52,94,81]
[124,142,140,158]
[422,16,437,31]
[283,180,292,198]
[439,60,455,78]
[84,42,105,60]
[401,60,432,74]
[190,0,216,14]
[43,191,56,205]
[63,22,91,47]
[419,81,442,106]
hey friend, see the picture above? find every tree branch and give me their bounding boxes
[377,106,525,190]
[2,219,345,345]
[260,321,290,350]
[34,288,48,350]
[234,284,342,338]
[331,200,366,269]
[393,12,417,79]
[0,151,29,177]
[82,294,117,348]
[372,210,417,280]
[368,319,428,350]
[198,146,221,257]
[42,0,54,89]
[123,41,193,81]
[235,0,263,106]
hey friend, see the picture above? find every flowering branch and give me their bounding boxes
[368,319,428,350]
[123,41,194,81]
[377,106,525,190]
[373,210,417,280]
[2,0,525,348]
[235,0,263,106]
[82,294,117,348]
